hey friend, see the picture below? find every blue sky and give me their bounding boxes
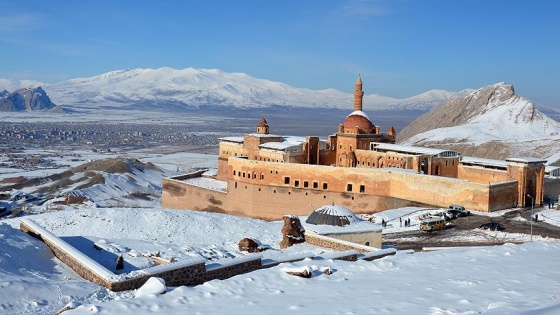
[1,0,559,105]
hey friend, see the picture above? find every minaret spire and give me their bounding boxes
[353,75,364,111]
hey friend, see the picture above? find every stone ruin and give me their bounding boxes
[280,215,305,249]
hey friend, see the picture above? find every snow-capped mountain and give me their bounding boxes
[0,78,44,92]
[40,67,459,111]
[0,86,57,111]
[397,82,560,161]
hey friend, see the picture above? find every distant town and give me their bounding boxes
[0,122,224,170]
[0,122,222,150]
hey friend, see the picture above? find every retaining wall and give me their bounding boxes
[20,219,390,293]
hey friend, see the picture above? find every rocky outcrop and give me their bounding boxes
[395,82,560,160]
[0,86,56,111]
[238,237,262,253]
[280,215,305,249]
[397,83,517,142]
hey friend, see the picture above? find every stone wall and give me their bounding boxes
[20,219,263,292]
[163,164,501,220]
[164,157,506,220]
[204,257,262,282]
[20,218,395,293]
[305,233,376,253]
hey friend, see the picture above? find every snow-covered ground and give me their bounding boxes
[1,152,560,314]
[2,207,560,314]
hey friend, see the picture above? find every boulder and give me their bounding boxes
[280,215,305,249]
[238,237,261,253]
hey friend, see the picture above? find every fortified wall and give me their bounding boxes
[162,158,517,220]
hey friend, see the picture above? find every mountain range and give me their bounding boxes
[0,67,461,111]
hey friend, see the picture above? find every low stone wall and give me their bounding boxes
[305,233,395,260]
[20,219,394,293]
[205,256,262,282]
[20,219,262,292]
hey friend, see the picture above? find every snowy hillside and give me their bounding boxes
[36,67,458,110]
[1,207,560,314]
[397,83,560,161]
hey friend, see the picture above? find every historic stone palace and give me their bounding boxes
[162,77,546,220]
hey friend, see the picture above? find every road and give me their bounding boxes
[383,208,560,251]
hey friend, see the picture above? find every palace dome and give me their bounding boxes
[342,110,373,133]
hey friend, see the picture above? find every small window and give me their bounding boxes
[260,173,264,180]
[235,182,238,189]
[347,184,353,192]
[284,177,290,184]
[303,181,309,188]
[360,185,365,193]
[233,170,236,176]
[295,180,300,188]
[313,181,319,189]
[323,183,328,190]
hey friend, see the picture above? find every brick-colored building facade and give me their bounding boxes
[163,77,546,220]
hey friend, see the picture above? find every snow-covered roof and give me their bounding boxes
[346,110,370,120]
[259,136,327,152]
[218,136,244,143]
[178,176,227,192]
[506,157,547,164]
[302,204,381,234]
[371,143,459,157]
[461,156,507,168]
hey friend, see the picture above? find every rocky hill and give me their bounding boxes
[0,158,165,207]
[396,82,560,161]
[0,86,57,111]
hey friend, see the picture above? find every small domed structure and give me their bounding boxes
[305,204,363,226]
[302,204,382,248]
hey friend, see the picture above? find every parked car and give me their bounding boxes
[448,205,471,216]
[479,222,505,231]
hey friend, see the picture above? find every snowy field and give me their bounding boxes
[1,151,560,314]
[2,207,560,314]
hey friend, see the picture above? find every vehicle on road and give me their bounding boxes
[479,222,505,231]
[448,205,471,216]
[420,217,446,232]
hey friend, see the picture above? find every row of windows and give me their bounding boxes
[347,183,366,193]
[232,182,359,200]
[284,176,329,190]
[233,170,265,180]
[283,176,366,193]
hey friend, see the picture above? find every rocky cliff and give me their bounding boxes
[0,87,57,111]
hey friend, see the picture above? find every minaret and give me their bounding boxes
[257,117,269,134]
[353,75,364,111]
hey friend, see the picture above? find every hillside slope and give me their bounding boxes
[397,83,560,161]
